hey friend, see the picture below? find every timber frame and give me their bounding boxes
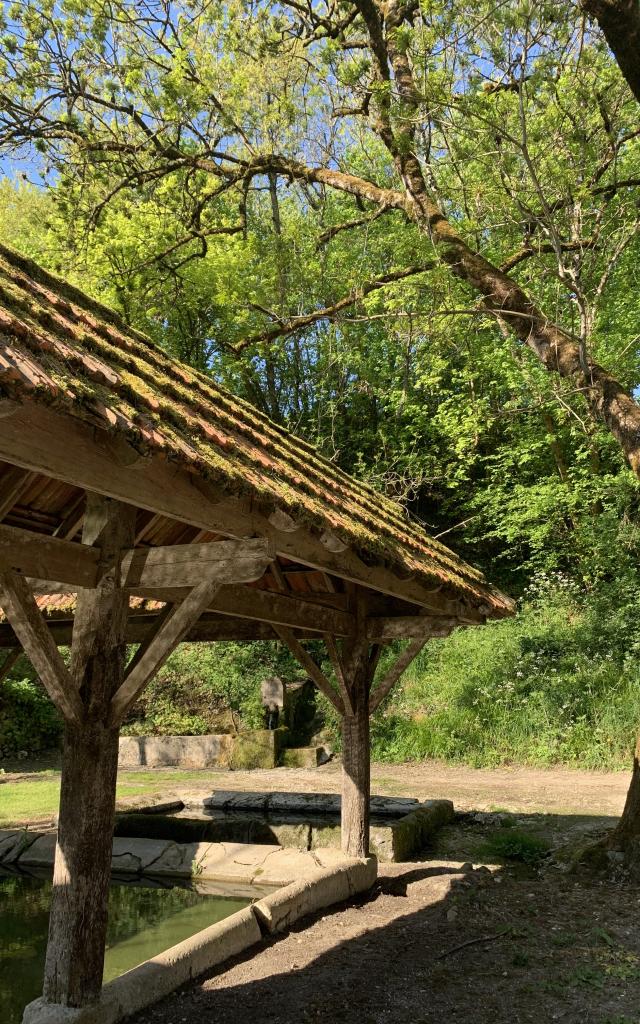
[0,245,513,1015]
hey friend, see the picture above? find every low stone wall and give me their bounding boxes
[118,729,287,770]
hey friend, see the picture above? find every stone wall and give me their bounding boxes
[118,729,287,770]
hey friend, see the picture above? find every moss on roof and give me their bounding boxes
[0,242,512,617]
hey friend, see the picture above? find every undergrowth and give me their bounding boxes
[368,573,640,770]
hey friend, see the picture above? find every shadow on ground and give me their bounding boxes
[130,811,640,1024]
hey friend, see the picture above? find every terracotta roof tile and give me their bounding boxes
[0,243,513,617]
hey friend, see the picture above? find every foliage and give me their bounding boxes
[121,641,297,735]
[480,829,551,865]
[0,2,640,771]
[0,679,62,756]
[369,574,640,769]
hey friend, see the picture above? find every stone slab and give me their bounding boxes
[252,856,377,934]
[200,791,420,818]
[20,852,378,1024]
[118,734,234,770]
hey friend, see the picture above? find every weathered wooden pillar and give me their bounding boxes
[341,655,371,858]
[43,493,135,1008]
[340,588,373,859]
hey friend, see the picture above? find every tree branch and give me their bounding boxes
[232,264,434,352]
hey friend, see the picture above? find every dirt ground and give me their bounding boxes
[6,757,638,1022]
[120,760,635,1024]
[2,755,630,818]
[134,817,640,1024]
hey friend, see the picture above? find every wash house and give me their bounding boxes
[0,244,512,1014]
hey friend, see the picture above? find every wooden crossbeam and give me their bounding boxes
[273,625,344,714]
[0,613,319,648]
[368,637,429,714]
[367,614,458,640]
[0,523,99,588]
[120,538,273,589]
[0,524,273,592]
[110,579,224,723]
[132,583,354,635]
[0,570,82,723]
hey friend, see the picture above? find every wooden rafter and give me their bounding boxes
[0,403,493,617]
[0,466,35,521]
[53,491,85,540]
[0,570,82,723]
[273,625,344,714]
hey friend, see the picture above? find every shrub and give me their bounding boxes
[369,573,640,770]
[121,640,298,736]
[0,678,62,755]
[481,829,551,865]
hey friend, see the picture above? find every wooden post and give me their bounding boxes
[43,493,135,1008]
[340,590,373,859]
[341,647,371,858]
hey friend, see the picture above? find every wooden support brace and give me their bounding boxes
[273,625,344,714]
[0,570,82,723]
[323,632,354,715]
[369,636,429,714]
[110,578,223,723]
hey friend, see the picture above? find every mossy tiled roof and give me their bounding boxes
[0,243,512,617]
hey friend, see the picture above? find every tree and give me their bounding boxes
[1,0,640,861]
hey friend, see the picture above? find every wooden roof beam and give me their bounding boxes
[0,466,35,521]
[0,523,273,590]
[0,403,494,615]
[367,614,460,640]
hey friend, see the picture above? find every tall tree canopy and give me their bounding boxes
[2,0,640,857]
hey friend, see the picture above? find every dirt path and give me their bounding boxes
[211,760,630,817]
[135,858,640,1024]
[2,756,630,818]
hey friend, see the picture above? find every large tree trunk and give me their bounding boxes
[581,0,640,105]
[611,735,640,857]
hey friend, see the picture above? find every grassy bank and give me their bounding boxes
[0,769,228,828]
[370,578,640,770]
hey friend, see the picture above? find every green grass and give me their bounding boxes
[0,770,220,828]
[369,580,640,771]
